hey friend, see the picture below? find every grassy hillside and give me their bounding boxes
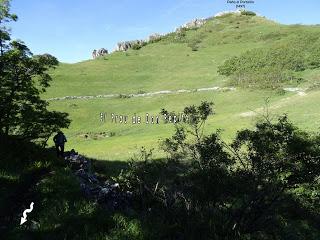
[44,12,320,160]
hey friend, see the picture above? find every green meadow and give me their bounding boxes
[45,13,320,160]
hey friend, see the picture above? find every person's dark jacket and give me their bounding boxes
[53,133,67,146]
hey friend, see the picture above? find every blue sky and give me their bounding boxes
[9,0,320,63]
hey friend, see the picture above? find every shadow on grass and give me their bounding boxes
[88,157,129,179]
[1,134,181,239]
[0,135,143,239]
[8,155,142,239]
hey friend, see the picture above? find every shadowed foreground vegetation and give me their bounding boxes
[0,135,135,239]
[1,102,320,239]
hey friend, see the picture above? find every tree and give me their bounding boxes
[118,102,320,239]
[0,0,70,144]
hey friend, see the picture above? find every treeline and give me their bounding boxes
[218,33,320,88]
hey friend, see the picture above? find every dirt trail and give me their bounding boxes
[239,89,308,118]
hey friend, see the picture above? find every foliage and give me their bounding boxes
[148,35,162,44]
[2,105,320,239]
[118,93,131,99]
[218,39,320,88]
[306,40,320,69]
[187,38,201,51]
[160,101,213,160]
[116,102,320,239]
[131,41,147,50]
[0,135,143,239]
[0,1,70,143]
[241,10,256,16]
[175,28,187,42]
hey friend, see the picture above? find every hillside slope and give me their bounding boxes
[45,12,320,160]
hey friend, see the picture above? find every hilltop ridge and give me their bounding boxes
[46,10,307,98]
[92,9,263,56]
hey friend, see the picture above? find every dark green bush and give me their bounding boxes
[132,41,147,50]
[241,10,257,16]
[187,38,201,51]
[116,102,320,239]
[131,43,141,50]
[218,39,320,88]
[119,94,131,99]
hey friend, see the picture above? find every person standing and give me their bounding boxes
[53,131,67,157]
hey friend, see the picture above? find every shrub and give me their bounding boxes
[132,41,147,50]
[119,94,131,99]
[306,43,320,69]
[137,90,146,94]
[241,10,257,16]
[218,42,311,88]
[188,43,199,51]
[148,34,162,43]
[131,43,141,50]
[116,102,320,239]
[187,38,201,51]
[175,28,187,42]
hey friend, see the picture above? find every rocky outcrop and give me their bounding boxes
[65,150,132,210]
[148,33,162,42]
[176,18,207,32]
[92,48,108,59]
[115,40,146,52]
[183,18,206,29]
[93,10,260,56]
[98,48,108,56]
[114,34,163,52]
[92,49,97,59]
